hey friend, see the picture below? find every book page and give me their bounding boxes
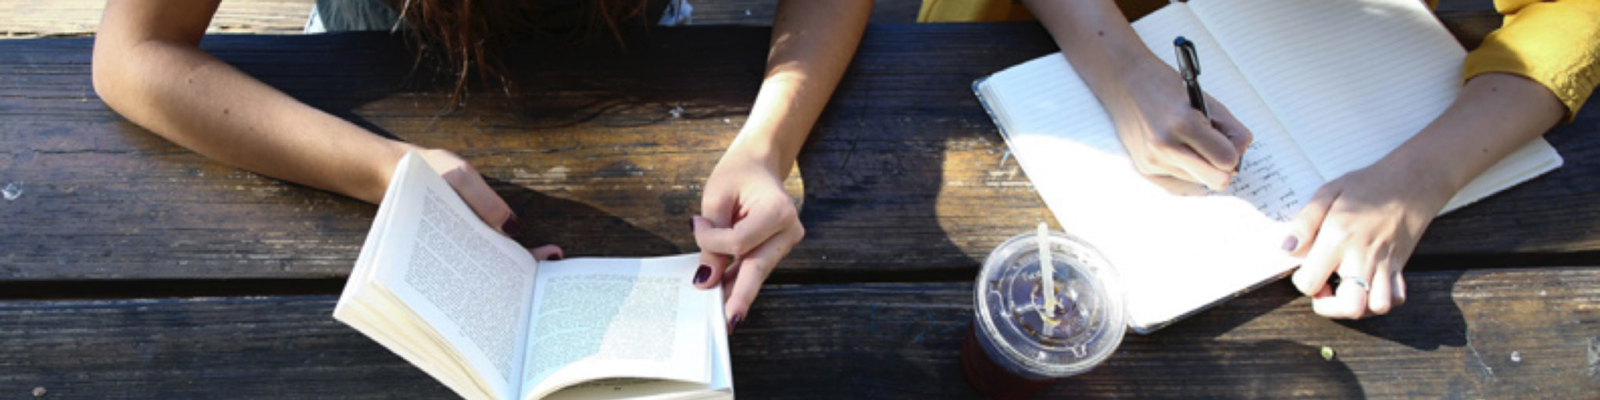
[520,255,713,400]
[1190,0,1465,180]
[976,4,1309,331]
[369,154,542,400]
[543,294,733,400]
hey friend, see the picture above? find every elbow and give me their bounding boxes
[91,37,132,113]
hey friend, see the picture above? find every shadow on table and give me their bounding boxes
[1065,339,1367,399]
[1338,269,1469,351]
[487,176,681,256]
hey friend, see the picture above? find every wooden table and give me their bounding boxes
[2,19,1597,400]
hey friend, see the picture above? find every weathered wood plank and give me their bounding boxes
[0,0,316,38]
[1,267,1595,399]
[2,21,1596,282]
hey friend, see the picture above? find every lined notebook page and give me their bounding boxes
[978,4,1301,332]
[1191,0,1463,180]
[1192,0,1562,212]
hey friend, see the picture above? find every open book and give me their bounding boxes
[334,152,733,400]
[975,0,1562,333]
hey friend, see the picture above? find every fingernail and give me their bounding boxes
[502,213,523,237]
[549,252,563,261]
[1281,236,1298,252]
[728,314,743,335]
[688,217,697,232]
[692,265,711,285]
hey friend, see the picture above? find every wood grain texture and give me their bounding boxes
[2,20,1596,283]
[1,267,1594,399]
[0,0,315,38]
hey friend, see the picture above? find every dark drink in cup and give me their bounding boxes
[961,230,1126,400]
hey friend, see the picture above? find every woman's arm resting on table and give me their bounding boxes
[1286,0,1600,319]
[1022,0,1252,191]
[92,0,531,238]
[1285,73,1565,319]
[692,0,872,329]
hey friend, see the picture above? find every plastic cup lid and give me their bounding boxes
[974,230,1126,377]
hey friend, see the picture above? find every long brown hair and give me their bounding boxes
[386,0,654,106]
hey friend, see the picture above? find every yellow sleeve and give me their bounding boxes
[1463,0,1600,121]
[917,0,1033,22]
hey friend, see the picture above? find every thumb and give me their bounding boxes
[439,164,518,237]
[1286,185,1338,256]
[692,215,730,289]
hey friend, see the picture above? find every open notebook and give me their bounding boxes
[975,0,1562,333]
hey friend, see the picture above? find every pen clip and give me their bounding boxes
[1174,37,1200,80]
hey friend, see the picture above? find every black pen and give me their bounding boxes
[1174,37,1208,118]
[1175,36,1241,174]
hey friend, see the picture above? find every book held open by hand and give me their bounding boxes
[334,152,733,400]
[975,0,1562,332]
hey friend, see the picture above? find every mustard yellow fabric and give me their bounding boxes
[917,0,1033,22]
[921,0,1600,120]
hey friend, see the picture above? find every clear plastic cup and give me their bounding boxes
[961,230,1126,399]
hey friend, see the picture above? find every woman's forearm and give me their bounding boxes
[1383,73,1566,195]
[93,1,408,203]
[1022,0,1157,123]
[730,0,872,175]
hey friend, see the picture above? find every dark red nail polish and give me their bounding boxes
[1281,236,1298,252]
[503,213,523,237]
[728,315,742,335]
[692,265,711,285]
[549,252,563,261]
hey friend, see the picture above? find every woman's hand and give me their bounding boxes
[1020,0,1251,192]
[1111,59,1253,191]
[691,148,805,333]
[415,147,562,260]
[1284,157,1455,319]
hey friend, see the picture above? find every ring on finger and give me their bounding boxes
[1339,275,1370,293]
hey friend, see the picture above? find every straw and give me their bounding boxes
[1038,222,1057,315]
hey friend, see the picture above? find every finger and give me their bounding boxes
[1142,173,1211,196]
[1292,223,1344,296]
[694,199,796,256]
[1367,258,1394,315]
[1206,96,1254,157]
[1312,271,1369,319]
[1286,185,1340,255]
[441,165,518,236]
[693,216,730,289]
[700,190,739,227]
[722,223,804,331]
[1335,246,1379,314]
[1178,117,1243,172]
[1391,271,1408,308]
[529,245,564,262]
[1163,146,1234,190]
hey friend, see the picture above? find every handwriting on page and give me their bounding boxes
[1214,141,1302,221]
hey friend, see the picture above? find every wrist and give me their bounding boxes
[1374,145,1463,206]
[727,125,796,177]
[360,140,416,204]
[1095,55,1176,130]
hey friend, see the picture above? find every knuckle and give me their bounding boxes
[1152,130,1186,150]
[1370,302,1392,315]
[1132,153,1166,173]
[775,203,799,223]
